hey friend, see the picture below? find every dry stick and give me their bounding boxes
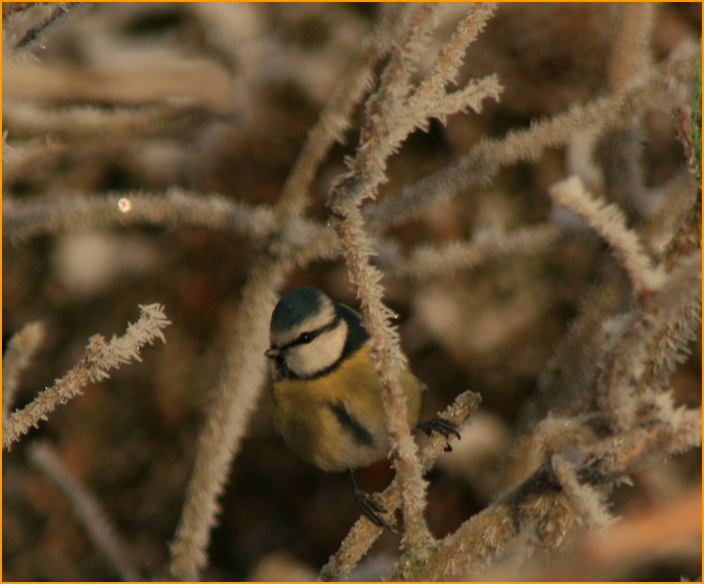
[328,11,434,549]
[2,321,45,426]
[273,2,407,224]
[3,100,202,140]
[331,209,434,552]
[319,390,481,582]
[3,304,171,449]
[549,175,665,294]
[167,228,338,582]
[168,229,339,583]
[362,3,437,128]
[344,5,501,202]
[167,11,399,579]
[410,2,497,107]
[15,2,80,49]
[3,190,341,254]
[327,4,499,556]
[28,442,141,582]
[597,2,656,223]
[639,191,702,389]
[168,258,288,582]
[609,2,655,93]
[596,250,702,431]
[411,410,701,581]
[390,224,561,280]
[3,190,279,243]
[324,11,442,540]
[368,48,699,230]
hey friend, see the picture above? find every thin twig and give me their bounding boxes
[549,175,665,295]
[320,390,481,581]
[168,258,288,582]
[367,47,698,230]
[390,224,561,280]
[166,9,402,579]
[28,442,141,582]
[326,3,499,556]
[3,304,171,449]
[410,409,701,580]
[3,190,279,243]
[609,3,655,93]
[15,2,82,49]
[2,322,45,427]
[273,3,409,224]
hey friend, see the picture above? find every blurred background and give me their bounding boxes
[3,3,701,581]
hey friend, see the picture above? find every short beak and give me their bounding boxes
[264,346,279,359]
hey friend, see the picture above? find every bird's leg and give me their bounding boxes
[348,469,396,533]
[417,417,461,451]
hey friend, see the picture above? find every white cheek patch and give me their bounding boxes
[286,320,348,378]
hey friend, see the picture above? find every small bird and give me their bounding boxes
[265,286,459,529]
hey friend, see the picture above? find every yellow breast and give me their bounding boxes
[272,345,422,472]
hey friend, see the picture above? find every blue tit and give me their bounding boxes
[265,286,459,529]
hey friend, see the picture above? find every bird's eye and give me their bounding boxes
[299,332,315,344]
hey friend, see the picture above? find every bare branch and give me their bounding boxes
[609,3,655,93]
[368,47,699,230]
[320,390,481,581]
[3,304,171,449]
[391,224,561,280]
[28,442,141,582]
[549,175,665,295]
[3,190,279,243]
[14,2,82,49]
[409,410,701,580]
[2,322,45,427]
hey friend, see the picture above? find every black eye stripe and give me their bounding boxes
[280,317,340,351]
[298,330,318,344]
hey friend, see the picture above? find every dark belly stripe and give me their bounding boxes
[328,402,374,447]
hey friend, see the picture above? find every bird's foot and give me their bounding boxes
[349,469,397,533]
[354,489,397,533]
[418,417,461,451]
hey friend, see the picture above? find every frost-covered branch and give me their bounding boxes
[368,45,699,229]
[407,407,701,580]
[391,224,561,280]
[326,3,500,554]
[3,304,171,449]
[609,3,655,93]
[2,321,45,427]
[29,442,141,582]
[549,175,665,295]
[3,100,203,141]
[3,190,279,243]
[165,8,410,579]
[274,3,412,223]
[320,390,481,581]
[597,250,701,431]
